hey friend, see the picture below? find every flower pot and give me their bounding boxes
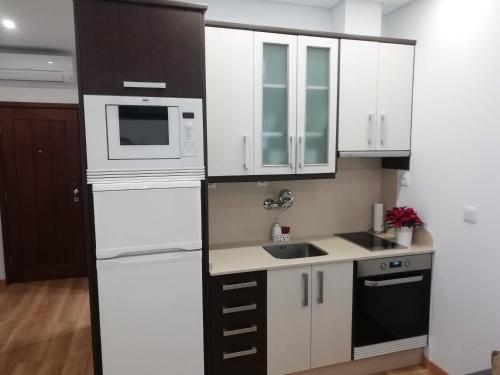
[395,227,413,246]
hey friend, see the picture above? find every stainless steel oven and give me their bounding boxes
[352,254,432,360]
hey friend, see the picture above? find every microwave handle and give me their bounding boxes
[364,275,423,287]
[123,81,166,89]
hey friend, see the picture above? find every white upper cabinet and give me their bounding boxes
[377,43,414,151]
[254,32,298,175]
[297,36,338,174]
[338,40,379,152]
[206,27,254,177]
[338,39,414,154]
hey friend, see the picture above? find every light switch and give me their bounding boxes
[463,205,478,224]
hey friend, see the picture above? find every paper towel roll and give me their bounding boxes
[373,203,384,233]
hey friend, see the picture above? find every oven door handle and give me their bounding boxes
[364,275,423,287]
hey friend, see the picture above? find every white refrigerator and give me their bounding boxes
[92,180,204,375]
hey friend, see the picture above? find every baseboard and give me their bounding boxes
[423,356,449,375]
[292,348,424,375]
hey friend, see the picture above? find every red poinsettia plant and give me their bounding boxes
[384,206,423,229]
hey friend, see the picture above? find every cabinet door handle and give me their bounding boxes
[222,303,257,315]
[222,281,257,291]
[365,275,423,287]
[380,113,386,146]
[367,113,374,146]
[223,325,258,337]
[289,135,295,168]
[302,273,309,307]
[243,135,250,170]
[223,347,257,360]
[317,270,324,304]
[123,81,166,89]
[298,136,304,168]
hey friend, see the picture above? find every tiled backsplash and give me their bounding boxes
[208,159,384,246]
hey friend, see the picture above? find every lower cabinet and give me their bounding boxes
[267,262,353,375]
[210,271,267,375]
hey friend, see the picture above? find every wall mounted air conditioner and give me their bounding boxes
[0,53,75,83]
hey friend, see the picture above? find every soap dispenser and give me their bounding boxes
[272,222,282,240]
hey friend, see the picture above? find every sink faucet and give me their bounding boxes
[264,189,294,210]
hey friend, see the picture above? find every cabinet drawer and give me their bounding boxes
[210,271,267,375]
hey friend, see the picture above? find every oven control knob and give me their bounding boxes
[404,260,411,267]
[380,263,387,270]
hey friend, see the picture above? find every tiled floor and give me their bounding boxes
[0,278,433,375]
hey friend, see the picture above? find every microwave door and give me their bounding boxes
[106,104,181,160]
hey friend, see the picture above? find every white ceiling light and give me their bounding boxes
[2,18,16,30]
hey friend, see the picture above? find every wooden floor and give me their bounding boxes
[0,278,433,375]
[0,278,92,375]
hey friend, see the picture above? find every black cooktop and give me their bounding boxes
[337,232,405,251]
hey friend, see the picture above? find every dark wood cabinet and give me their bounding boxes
[74,0,205,98]
[209,271,267,375]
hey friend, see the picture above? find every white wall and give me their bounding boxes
[185,0,333,31]
[383,1,500,373]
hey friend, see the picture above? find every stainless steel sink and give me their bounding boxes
[263,243,327,259]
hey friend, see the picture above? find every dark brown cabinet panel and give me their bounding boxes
[74,0,205,98]
[210,271,267,375]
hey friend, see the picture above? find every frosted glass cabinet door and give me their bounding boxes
[254,32,297,175]
[297,36,338,174]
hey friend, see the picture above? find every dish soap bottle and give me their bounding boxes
[272,222,282,242]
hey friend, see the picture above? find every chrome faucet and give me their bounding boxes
[264,189,294,210]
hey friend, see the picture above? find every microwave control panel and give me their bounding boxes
[182,112,197,157]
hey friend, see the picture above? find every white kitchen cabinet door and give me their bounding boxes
[206,27,254,176]
[254,32,297,175]
[311,262,353,368]
[338,40,379,152]
[376,43,414,151]
[268,266,311,375]
[297,36,338,174]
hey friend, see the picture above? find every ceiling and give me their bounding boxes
[0,0,414,55]
[270,0,415,14]
[0,0,75,53]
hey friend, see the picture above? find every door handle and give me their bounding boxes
[223,347,257,360]
[317,270,324,304]
[368,113,374,146]
[72,185,80,202]
[289,135,295,169]
[365,275,423,287]
[73,188,80,196]
[302,273,309,307]
[243,135,250,170]
[298,136,304,168]
[380,113,386,146]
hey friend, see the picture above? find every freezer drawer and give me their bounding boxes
[93,180,201,259]
[97,250,204,375]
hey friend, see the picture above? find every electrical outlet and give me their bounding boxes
[208,183,216,190]
[400,171,410,187]
[257,181,268,188]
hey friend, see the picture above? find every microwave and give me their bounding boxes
[83,95,204,179]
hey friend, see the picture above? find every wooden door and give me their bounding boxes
[0,106,86,283]
[267,266,311,375]
[338,39,379,152]
[311,262,353,368]
[376,43,414,151]
[206,27,254,177]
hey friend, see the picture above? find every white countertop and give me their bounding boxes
[209,230,434,276]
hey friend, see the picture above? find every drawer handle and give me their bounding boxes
[222,281,257,291]
[223,325,258,337]
[123,81,166,89]
[223,347,257,360]
[365,275,423,287]
[222,303,257,315]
